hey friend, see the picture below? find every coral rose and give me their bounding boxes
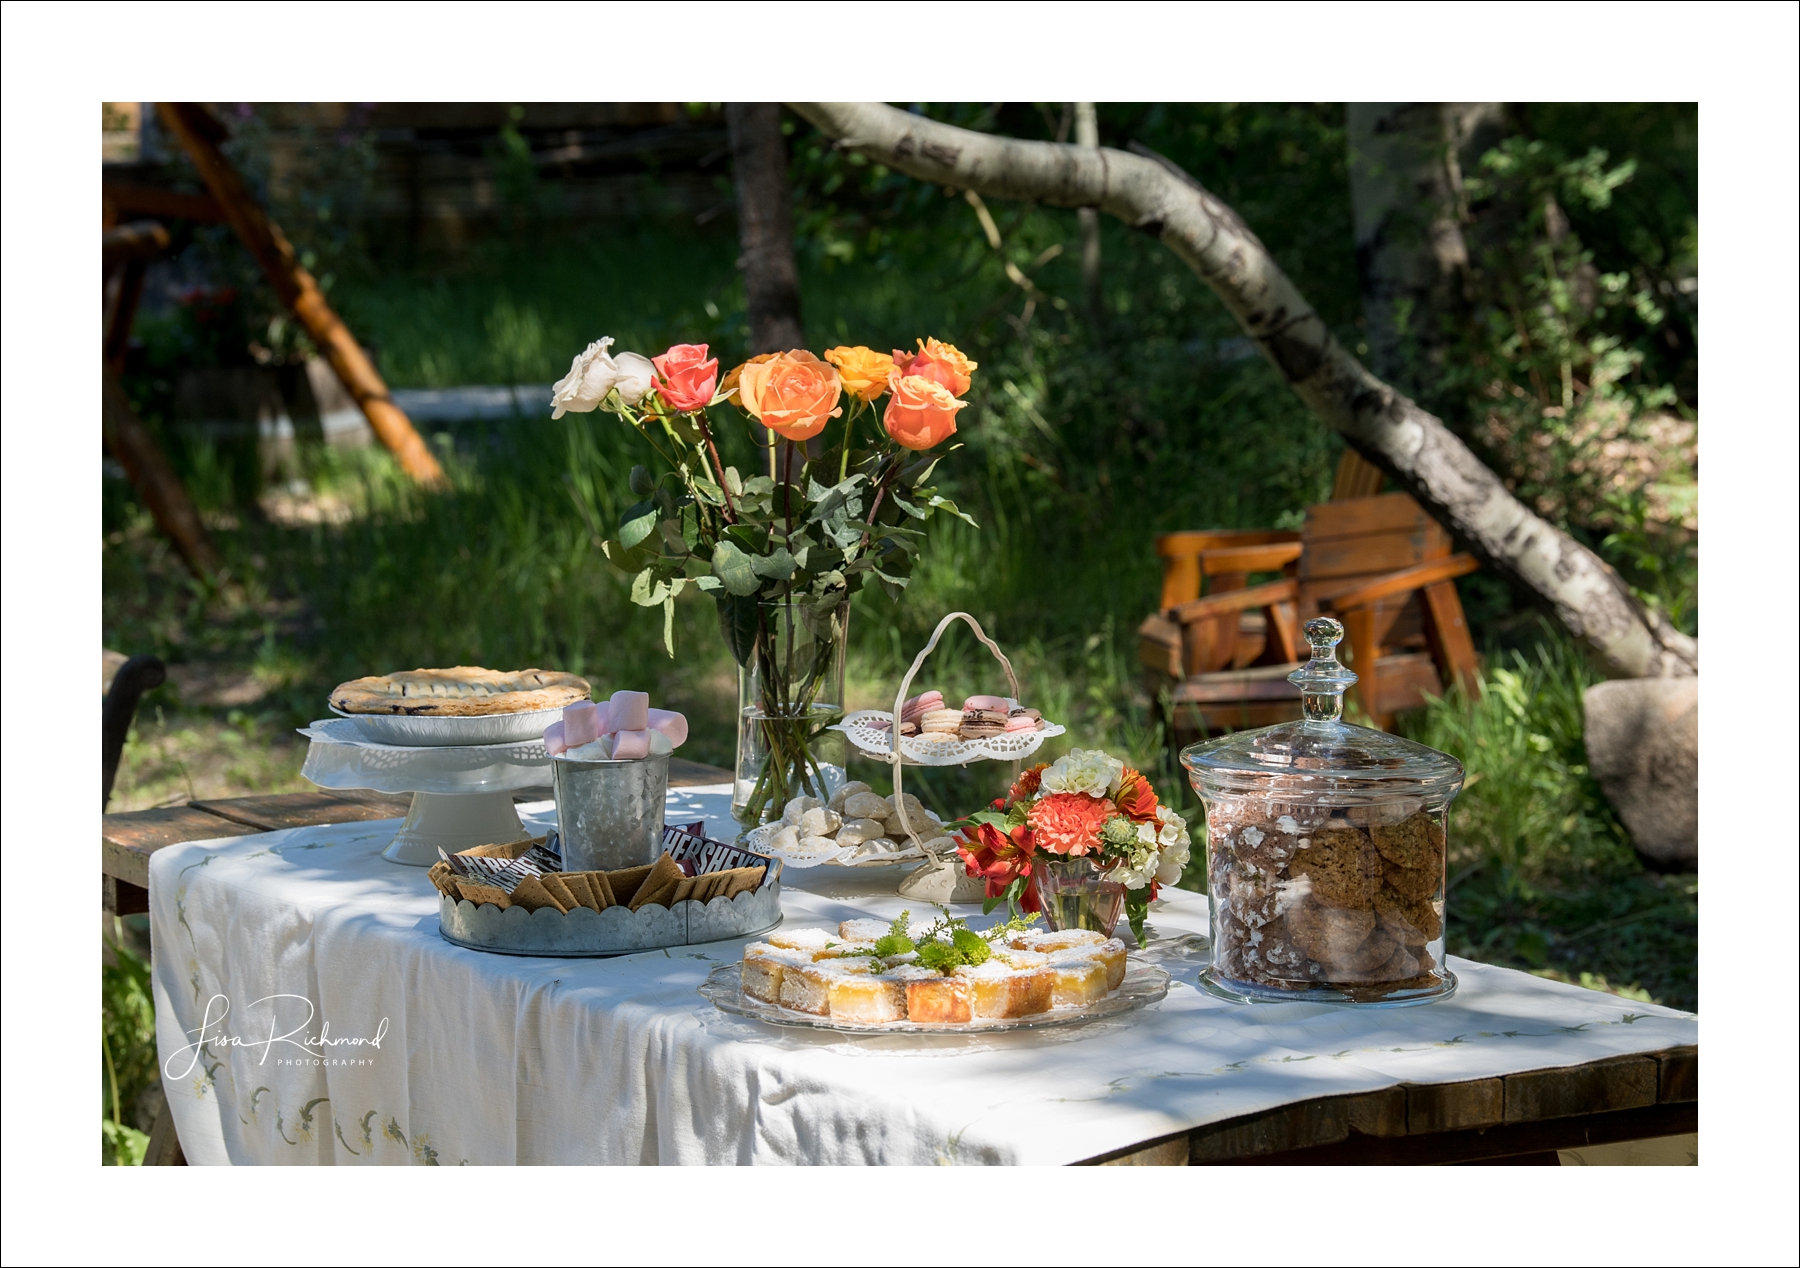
[737,350,843,442]
[893,337,977,397]
[823,346,898,402]
[1114,767,1161,823]
[1026,791,1116,856]
[882,372,967,450]
[651,343,720,413]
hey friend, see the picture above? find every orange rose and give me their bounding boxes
[651,343,720,413]
[882,372,967,450]
[893,337,977,397]
[737,350,844,442]
[823,346,898,402]
[720,352,777,405]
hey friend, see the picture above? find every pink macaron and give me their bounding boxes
[963,694,1010,713]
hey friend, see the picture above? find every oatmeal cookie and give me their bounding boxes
[1318,927,1398,979]
[1287,824,1382,909]
[1374,887,1443,943]
[1285,900,1377,961]
[1383,860,1439,901]
[1347,797,1423,829]
[1370,811,1446,871]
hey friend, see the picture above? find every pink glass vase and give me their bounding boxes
[1031,856,1125,938]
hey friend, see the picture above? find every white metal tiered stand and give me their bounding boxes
[298,718,550,866]
[830,611,1065,902]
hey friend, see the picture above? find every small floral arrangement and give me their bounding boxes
[953,748,1192,942]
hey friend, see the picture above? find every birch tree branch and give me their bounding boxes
[786,102,1696,679]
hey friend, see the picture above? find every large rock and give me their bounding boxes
[1583,677,1698,869]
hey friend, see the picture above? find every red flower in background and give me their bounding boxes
[1007,762,1048,805]
[1114,767,1161,823]
[652,343,719,412]
[956,820,1042,911]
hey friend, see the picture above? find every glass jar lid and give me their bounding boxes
[1179,617,1465,805]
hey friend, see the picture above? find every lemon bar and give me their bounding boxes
[1048,937,1128,990]
[838,918,892,942]
[1015,966,1054,1015]
[766,928,837,954]
[827,973,907,1023]
[814,941,875,962]
[904,974,972,1024]
[953,962,1020,1018]
[990,945,1049,971]
[1046,959,1110,1008]
[1012,928,1106,954]
[741,945,812,1005]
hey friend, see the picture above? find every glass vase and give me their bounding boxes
[733,596,848,827]
[1031,856,1126,939]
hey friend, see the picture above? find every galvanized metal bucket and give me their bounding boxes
[551,749,669,872]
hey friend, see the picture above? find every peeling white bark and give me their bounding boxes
[788,102,1696,678]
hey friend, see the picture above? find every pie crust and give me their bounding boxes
[330,666,591,717]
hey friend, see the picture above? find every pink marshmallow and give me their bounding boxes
[609,690,650,731]
[563,700,602,747]
[543,720,568,755]
[611,729,652,760]
[647,707,688,748]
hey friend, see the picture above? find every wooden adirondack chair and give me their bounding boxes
[1140,456,1482,734]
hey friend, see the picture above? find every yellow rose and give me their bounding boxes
[823,346,899,402]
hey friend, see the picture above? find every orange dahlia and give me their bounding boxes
[1026,791,1116,856]
[1114,767,1161,823]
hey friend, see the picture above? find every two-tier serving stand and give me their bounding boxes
[830,611,1065,901]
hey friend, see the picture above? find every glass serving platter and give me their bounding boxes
[698,960,1171,1035]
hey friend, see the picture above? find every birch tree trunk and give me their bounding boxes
[786,102,1696,679]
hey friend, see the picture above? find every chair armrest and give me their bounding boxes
[1156,529,1301,558]
[1327,554,1478,613]
[1170,577,1299,623]
[1201,541,1303,575]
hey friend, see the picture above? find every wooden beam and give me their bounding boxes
[102,363,221,579]
[154,102,445,486]
[102,184,225,223]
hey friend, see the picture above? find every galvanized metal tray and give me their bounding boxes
[438,876,783,957]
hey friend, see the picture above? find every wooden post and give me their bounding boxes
[154,103,445,486]
[103,362,222,579]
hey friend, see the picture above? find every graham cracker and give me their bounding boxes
[459,835,543,861]
[627,853,685,912]
[427,862,457,897]
[511,875,569,913]
[561,872,601,912]
[458,880,511,909]
[540,873,581,912]
[584,870,617,909]
[670,876,698,905]
[609,864,655,907]
[724,865,766,899]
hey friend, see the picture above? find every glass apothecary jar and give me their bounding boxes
[1180,617,1464,1006]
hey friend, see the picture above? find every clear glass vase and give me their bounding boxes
[1032,856,1126,939]
[733,596,848,827]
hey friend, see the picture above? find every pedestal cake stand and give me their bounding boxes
[298,717,549,865]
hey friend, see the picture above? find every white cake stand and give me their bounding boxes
[298,718,551,866]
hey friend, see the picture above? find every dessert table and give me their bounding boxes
[104,771,1697,1166]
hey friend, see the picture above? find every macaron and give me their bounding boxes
[963,694,1010,713]
[920,708,963,734]
[1005,707,1042,734]
[900,690,943,724]
[960,708,1008,738]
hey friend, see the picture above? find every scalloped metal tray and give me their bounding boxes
[438,878,783,957]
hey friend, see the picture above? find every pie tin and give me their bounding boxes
[330,704,562,748]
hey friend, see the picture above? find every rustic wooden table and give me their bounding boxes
[103,763,1695,1168]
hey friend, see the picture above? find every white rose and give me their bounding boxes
[611,351,657,407]
[551,337,623,418]
[1040,748,1126,799]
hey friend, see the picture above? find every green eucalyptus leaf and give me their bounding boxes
[716,591,760,667]
[711,540,762,596]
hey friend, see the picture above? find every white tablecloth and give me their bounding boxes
[150,785,1697,1165]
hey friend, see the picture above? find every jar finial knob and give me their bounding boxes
[1288,617,1357,722]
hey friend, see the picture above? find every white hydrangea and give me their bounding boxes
[1039,748,1124,800]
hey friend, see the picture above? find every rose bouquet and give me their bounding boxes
[953,748,1191,943]
[550,335,979,825]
